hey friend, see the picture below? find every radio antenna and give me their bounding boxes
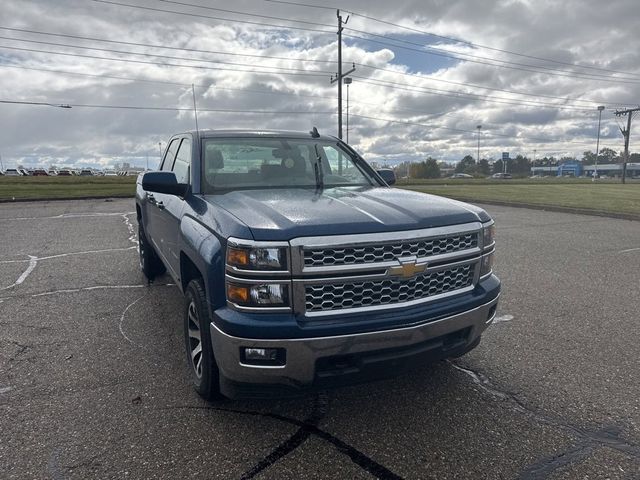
[191,84,199,134]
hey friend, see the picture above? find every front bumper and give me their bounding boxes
[210,294,499,397]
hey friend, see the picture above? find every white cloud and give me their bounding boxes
[0,0,638,169]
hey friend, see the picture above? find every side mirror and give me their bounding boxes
[377,169,396,186]
[142,171,189,197]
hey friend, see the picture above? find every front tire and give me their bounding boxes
[184,279,222,400]
[138,223,166,280]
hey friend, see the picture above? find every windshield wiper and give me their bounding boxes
[313,144,324,191]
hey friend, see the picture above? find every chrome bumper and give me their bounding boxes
[210,295,499,388]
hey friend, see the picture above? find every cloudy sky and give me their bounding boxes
[1,0,639,170]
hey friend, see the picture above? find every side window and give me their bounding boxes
[172,139,191,184]
[161,139,180,171]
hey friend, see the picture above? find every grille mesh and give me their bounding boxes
[304,233,478,267]
[305,264,475,312]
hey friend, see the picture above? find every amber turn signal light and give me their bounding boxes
[227,284,249,303]
[227,247,249,266]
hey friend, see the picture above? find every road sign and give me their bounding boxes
[502,152,509,160]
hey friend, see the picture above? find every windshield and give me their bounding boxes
[201,137,378,192]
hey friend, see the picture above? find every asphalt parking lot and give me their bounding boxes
[1,198,639,479]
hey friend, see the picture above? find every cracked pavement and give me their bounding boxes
[1,198,639,479]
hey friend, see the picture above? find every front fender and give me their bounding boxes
[179,215,225,307]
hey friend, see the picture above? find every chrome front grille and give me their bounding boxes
[303,232,478,267]
[304,264,475,312]
[290,223,486,316]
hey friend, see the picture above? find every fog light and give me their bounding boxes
[241,347,286,366]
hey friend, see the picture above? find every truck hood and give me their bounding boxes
[203,187,489,241]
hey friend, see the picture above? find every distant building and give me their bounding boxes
[531,163,640,177]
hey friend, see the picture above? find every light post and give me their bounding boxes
[476,125,482,164]
[593,105,605,181]
[344,77,352,143]
[158,142,163,166]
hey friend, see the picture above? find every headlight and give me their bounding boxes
[226,282,289,307]
[480,251,494,277]
[226,245,287,271]
[483,223,495,248]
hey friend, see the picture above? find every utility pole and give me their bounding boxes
[476,125,482,164]
[594,105,605,181]
[330,9,355,140]
[614,106,640,184]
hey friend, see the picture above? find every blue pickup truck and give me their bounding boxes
[136,129,500,399]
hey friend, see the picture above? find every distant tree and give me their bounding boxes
[492,159,504,174]
[423,158,441,178]
[455,155,476,174]
[406,158,442,179]
[510,155,531,175]
[629,153,640,163]
[599,147,618,163]
[477,159,491,176]
[582,151,596,164]
[393,161,410,179]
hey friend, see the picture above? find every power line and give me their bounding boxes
[0,36,333,75]
[0,35,600,110]
[0,97,601,145]
[0,45,329,77]
[0,63,492,124]
[91,0,333,34]
[352,77,597,111]
[0,26,338,65]
[3,26,622,106]
[263,0,640,78]
[96,0,638,84]
[0,99,335,114]
[355,63,610,105]
[155,0,329,27]
[344,33,640,85]
[0,43,601,112]
[344,15,640,78]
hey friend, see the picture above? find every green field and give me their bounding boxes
[1,175,639,218]
[401,179,640,216]
[0,176,137,201]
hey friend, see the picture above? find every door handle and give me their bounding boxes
[157,201,165,210]
[147,193,156,204]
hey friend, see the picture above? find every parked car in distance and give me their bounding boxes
[136,129,500,399]
[491,173,513,179]
[104,169,118,176]
[79,169,94,176]
[4,169,21,176]
[57,170,72,176]
[450,173,473,178]
[32,169,49,176]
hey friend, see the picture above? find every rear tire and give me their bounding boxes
[184,279,222,400]
[138,223,165,280]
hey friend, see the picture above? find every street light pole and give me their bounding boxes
[594,105,605,181]
[476,125,482,164]
[344,77,352,143]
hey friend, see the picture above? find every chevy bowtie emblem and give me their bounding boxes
[388,259,428,279]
